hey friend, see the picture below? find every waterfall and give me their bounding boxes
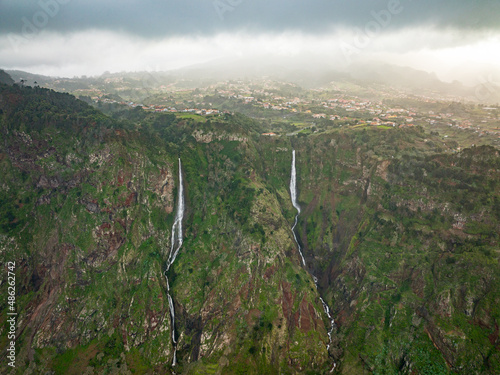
[320,297,336,351]
[165,158,185,367]
[167,158,184,270]
[290,150,306,266]
[290,150,336,372]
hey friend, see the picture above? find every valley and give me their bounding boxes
[0,71,499,374]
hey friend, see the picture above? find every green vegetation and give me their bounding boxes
[0,82,499,374]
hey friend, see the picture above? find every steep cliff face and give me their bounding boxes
[0,84,332,374]
[264,131,500,374]
[168,139,332,373]
[1,84,499,374]
[0,84,179,373]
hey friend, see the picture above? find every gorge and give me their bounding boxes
[0,81,499,374]
[164,158,185,366]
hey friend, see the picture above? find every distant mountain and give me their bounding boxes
[6,61,500,105]
[0,69,14,85]
[341,62,500,104]
[172,59,496,103]
[6,70,55,86]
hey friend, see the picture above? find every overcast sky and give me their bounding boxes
[0,0,499,85]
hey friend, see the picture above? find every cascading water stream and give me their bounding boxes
[164,158,185,367]
[290,150,306,266]
[290,150,337,372]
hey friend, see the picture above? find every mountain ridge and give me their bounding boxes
[7,61,500,105]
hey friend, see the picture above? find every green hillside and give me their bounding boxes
[0,83,499,374]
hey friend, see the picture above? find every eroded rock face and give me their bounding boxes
[2,85,499,374]
[376,160,391,181]
[192,129,248,143]
[156,168,174,214]
[272,135,500,374]
[2,124,333,374]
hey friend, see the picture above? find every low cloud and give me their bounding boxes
[0,27,498,86]
[1,0,498,84]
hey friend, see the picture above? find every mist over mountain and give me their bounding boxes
[8,58,500,105]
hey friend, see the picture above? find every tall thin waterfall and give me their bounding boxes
[168,158,184,270]
[290,150,336,372]
[165,158,185,367]
[290,150,306,266]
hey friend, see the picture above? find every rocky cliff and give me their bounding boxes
[0,84,499,374]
